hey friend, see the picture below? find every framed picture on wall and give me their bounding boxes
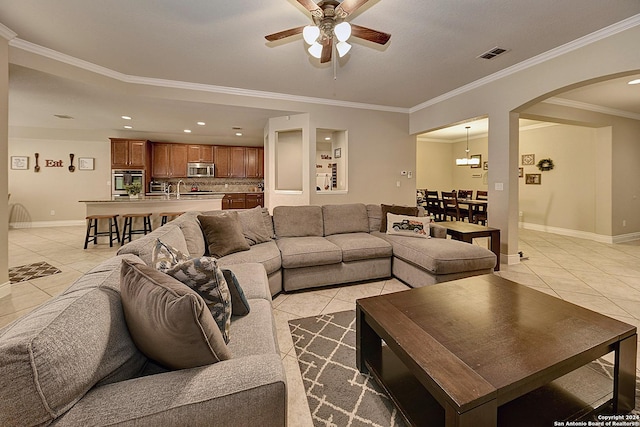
[519,167,524,178]
[11,156,29,170]
[78,157,95,170]
[483,161,488,170]
[522,154,535,165]
[525,173,541,184]
[470,154,481,168]
[334,148,341,158]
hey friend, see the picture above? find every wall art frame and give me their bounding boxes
[11,156,29,170]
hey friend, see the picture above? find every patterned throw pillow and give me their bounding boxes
[152,239,232,343]
[222,269,250,316]
[385,213,431,239]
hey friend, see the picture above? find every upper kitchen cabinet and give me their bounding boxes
[245,147,264,178]
[151,143,188,178]
[214,146,246,178]
[187,145,214,163]
[110,139,148,169]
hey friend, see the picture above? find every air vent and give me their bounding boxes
[477,47,509,60]
[54,114,74,119]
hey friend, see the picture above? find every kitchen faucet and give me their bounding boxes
[176,180,184,199]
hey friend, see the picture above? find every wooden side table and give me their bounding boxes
[440,221,500,270]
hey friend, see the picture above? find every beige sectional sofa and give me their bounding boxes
[0,202,495,426]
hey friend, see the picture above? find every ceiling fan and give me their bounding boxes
[265,0,391,63]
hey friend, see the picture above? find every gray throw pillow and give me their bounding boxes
[120,259,231,370]
[237,207,273,246]
[153,239,232,343]
[198,212,250,258]
[222,269,250,316]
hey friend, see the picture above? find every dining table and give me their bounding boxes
[456,198,488,222]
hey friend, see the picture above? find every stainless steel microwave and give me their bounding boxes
[187,163,215,177]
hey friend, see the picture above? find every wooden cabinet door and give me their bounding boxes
[230,147,246,177]
[128,140,147,168]
[245,148,259,178]
[111,139,129,168]
[258,147,264,178]
[221,195,231,210]
[228,193,246,209]
[245,193,264,209]
[170,144,188,177]
[151,143,171,178]
[187,145,201,163]
[214,146,230,177]
[200,145,214,163]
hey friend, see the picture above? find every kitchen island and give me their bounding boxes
[80,194,223,228]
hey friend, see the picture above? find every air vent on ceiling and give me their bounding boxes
[477,47,509,60]
[54,114,74,119]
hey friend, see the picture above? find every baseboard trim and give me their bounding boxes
[9,220,85,229]
[0,281,11,299]
[519,222,640,244]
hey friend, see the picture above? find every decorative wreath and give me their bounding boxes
[536,158,555,171]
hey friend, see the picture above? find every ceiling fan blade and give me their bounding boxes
[320,38,333,63]
[265,26,305,42]
[350,24,391,45]
[335,0,370,17]
[297,0,323,16]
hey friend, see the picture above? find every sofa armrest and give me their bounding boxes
[430,223,447,239]
[54,354,287,427]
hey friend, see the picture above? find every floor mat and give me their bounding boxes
[9,261,62,283]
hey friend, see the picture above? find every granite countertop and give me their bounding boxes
[80,194,225,203]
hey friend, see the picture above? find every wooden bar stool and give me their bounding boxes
[84,214,120,249]
[121,213,153,245]
[159,211,184,226]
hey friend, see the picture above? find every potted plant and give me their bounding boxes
[124,182,142,199]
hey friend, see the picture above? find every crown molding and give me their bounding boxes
[543,97,640,121]
[9,38,408,114]
[410,13,640,114]
[0,23,17,41]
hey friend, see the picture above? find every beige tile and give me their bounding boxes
[273,309,298,356]
[333,282,384,304]
[554,291,631,318]
[0,282,52,316]
[30,270,81,292]
[275,292,332,318]
[282,354,314,427]
[321,298,355,314]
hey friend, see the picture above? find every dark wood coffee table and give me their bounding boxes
[356,274,637,426]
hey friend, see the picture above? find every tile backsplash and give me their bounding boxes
[156,177,263,193]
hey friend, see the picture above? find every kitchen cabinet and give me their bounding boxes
[245,193,264,209]
[111,139,148,169]
[152,143,188,178]
[245,147,264,178]
[187,145,214,163]
[221,193,264,210]
[214,146,245,178]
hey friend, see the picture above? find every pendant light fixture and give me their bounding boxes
[456,126,480,166]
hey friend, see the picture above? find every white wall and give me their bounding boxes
[8,138,111,226]
[275,130,303,191]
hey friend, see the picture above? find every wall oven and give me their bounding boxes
[187,163,215,177]
[112,170,144,196]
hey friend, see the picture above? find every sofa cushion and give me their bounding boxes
[222,269,250,316]
[120,259,231,370]
[386,213,430,238]
[276,237,342,268]
[153,240,232,343]
[217,241,282,276]
[117,224,189,266]
[375,232,496,274]
[199,212,250,258]
[380,204,419,232]
[366,204,383,233]
[325,233,393,262]
[322,203,370,236]
[273,205,324,237]
[201,207,273,246]
[222,263,272,302]
[226,299,278,357]
[0,260,147,427]
[174,211,207,257]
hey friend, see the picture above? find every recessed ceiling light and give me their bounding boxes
[325,137,331,141]
[121,115,132,120]
[628,79,640,85]
[197,121,206,126]
[235,132,243,137]
[184,129,192,133]
[124,125,133,129]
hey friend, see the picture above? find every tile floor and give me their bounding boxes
[2,225,640,425]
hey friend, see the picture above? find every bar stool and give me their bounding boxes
[121,213,153,245]
[159,211,184,226]
[84,214,120,249]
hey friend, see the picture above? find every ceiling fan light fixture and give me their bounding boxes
[308,42,323,58]
[334,22,351,42]
[303,25,320,45]
[336,41,351,57]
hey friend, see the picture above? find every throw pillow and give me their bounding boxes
[222,269,250,316]
[153,239,232,343]
[379,204,419,232]
[120,259,231,370]
[386,213,431,238]
[237,207,273,246]
[198,212,250,258]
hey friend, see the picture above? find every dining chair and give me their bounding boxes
[441,191,461,221]
[458,189,473,200]
[454,190,471,220]
[425,190,444,221]
[476,190,488,200]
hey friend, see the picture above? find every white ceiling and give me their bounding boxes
[2,1,639,144]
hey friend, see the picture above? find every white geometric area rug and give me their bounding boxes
[289,310,405,427]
